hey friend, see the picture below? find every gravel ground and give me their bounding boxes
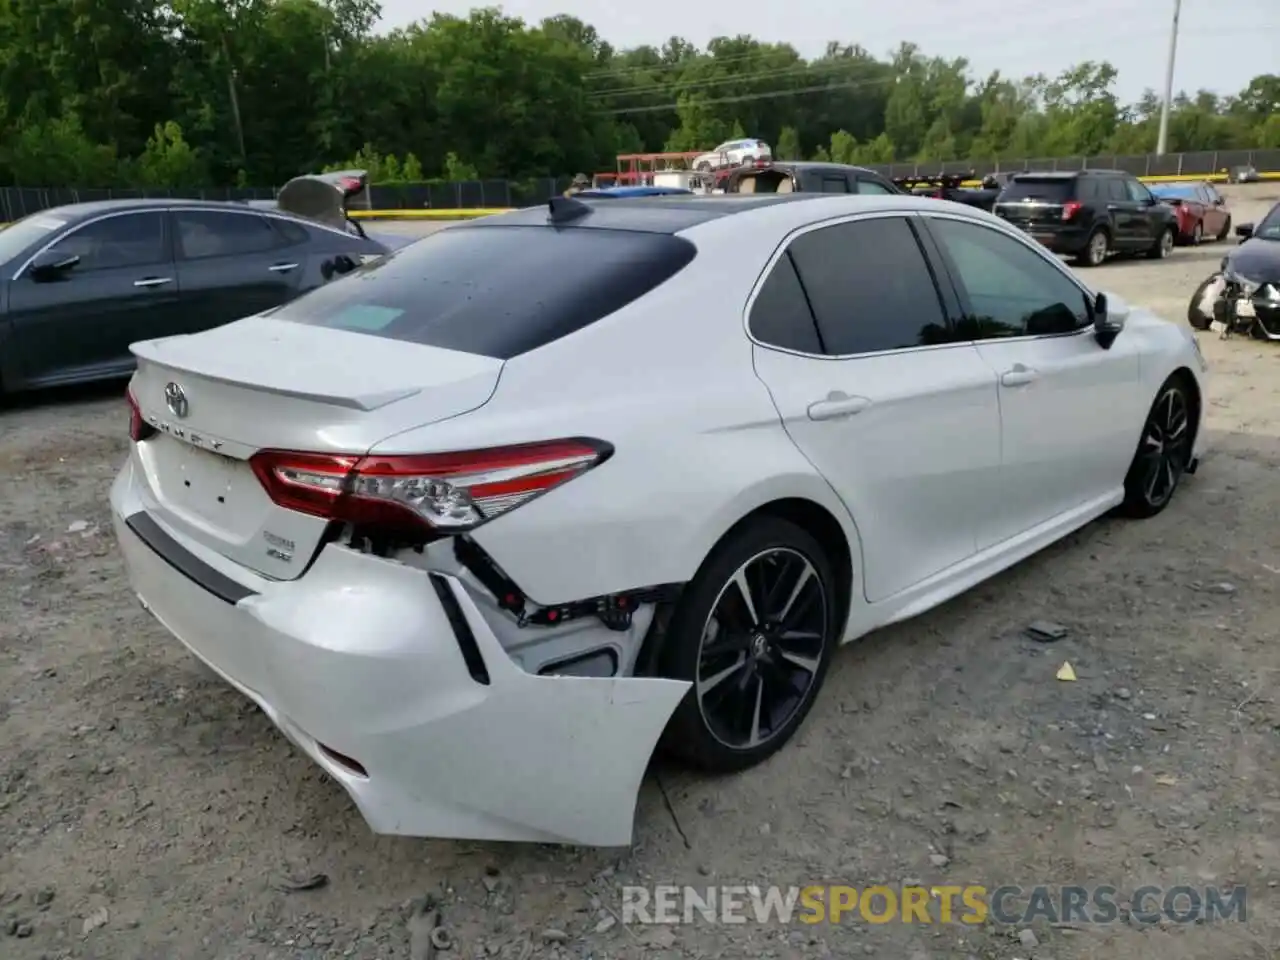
[3,186,1280,960]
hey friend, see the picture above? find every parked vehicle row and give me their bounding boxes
[1149,181,1233,245]
[112,191,1206,845]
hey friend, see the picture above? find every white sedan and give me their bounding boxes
[111,193,1207,846]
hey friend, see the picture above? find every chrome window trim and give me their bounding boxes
[10,208,169,281]
[12,204,356,280]
[742,207,1101,361]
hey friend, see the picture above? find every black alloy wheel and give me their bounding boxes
[1119,376,1194,518]
[659,517,837,772]
[695,547,826,751]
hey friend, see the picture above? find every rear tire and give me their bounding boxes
[1190,221,1203,246]
[658,516,838,773]
[1118,374,1194,519]
[1148,227,1175,260]
[1076,228,1109,267]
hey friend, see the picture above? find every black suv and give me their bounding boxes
[993,170,1179,267]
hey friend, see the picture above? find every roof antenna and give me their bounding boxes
[547,195,592,224]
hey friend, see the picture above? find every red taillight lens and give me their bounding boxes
[249,438,612,535]
[127,390,156,442]
[1061,201,1083,220]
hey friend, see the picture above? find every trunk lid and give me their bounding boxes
[993,177,1076,226]
[128,315,502,580]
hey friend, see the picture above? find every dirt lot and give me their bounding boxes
[3,186,1280,960]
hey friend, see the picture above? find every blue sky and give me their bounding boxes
[378,0,1273,103]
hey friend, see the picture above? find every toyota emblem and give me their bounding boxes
[164,382,189,419]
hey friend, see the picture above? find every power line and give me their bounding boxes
[589,24,1272,112]
[595,78,892,116]
[589,61,863,100]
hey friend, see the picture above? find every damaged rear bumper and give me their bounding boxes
[109,459,689,846]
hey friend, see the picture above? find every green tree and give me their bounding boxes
[138,121,208,187]
[774,126,802,160]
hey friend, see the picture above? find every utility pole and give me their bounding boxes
[221,33,248,167]
[1155,0,1182,156]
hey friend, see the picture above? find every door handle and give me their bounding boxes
[133,277,172,288]
[1000,365,1038,387]
[1106,204,1120,211]
[269,262,299,273]
[807,392,871,421]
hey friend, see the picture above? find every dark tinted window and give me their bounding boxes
[749,252,821,353]
[176,210,284,259]
[929,218,1089,338]
[1105,179,1128,202]
[855,178,895,195]
[45,212,167,271]
[787,217,950,355]
[269,225,697,359]
[271,217,312,245]
[820,176,849,193]
[1255,203,1280,240]
[1076,179,1098,201]
[999,177,1075,202]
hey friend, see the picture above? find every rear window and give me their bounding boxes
[733,170,794,194]
[1151,184,1199,199]
[998,178,1076,202]
[268,225,696,359]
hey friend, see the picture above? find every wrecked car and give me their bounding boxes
[1187,201,1280,339]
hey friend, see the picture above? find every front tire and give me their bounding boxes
[1217,216,1232,242]
[659,517,838,773]
[1118,375,1194,518]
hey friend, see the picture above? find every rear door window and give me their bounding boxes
[786,216,951,355]
[820,176,849,193]
[175,210,286,259]
[1106,179,1128,202]
[999,178,1075,202]
[268,225,697,359]
[749,252,822,354]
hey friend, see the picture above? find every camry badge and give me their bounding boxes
[164,382,189,419]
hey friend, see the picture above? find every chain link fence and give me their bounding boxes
[2,150,1277,220]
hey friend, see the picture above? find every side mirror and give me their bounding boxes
[1235,223,1254,240]
[1091,291,1128,349]
[28,250,80,282]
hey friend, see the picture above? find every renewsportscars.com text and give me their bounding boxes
[620,884,1247,926]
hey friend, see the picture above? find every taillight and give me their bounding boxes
[249,438,612,535]
[127,390,156,442]
[1061,201,1083,220]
